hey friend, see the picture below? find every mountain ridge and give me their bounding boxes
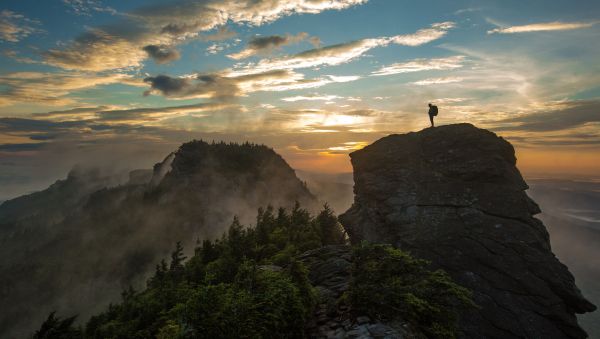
[0,139,315,338]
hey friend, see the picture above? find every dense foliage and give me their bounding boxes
[36,203,344,339]
[34,312,82,339]
[349,242,476,338]
[34,205,475,339]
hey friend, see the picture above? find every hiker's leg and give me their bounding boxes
[429,115,434,127]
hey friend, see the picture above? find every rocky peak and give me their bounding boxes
[340,123,596,338]
[152,139,316,211]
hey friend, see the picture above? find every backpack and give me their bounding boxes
[430,105,438,116]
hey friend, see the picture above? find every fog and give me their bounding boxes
[1,145,598,338]
[0,141,316,338]
[526,179,600,338]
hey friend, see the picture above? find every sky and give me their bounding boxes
[1,0,600,200]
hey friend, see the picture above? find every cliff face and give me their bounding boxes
[340,124,596,338]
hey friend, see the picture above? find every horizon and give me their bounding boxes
[1,0,600,200]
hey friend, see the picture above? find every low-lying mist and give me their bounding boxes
[0,140,316,338]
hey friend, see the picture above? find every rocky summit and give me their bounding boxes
[340,123,596,338]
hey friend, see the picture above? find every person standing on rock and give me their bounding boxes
[428,103,438,127]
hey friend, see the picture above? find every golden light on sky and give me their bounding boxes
[1,0,599,200]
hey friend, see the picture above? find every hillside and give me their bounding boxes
[0,140,315,338]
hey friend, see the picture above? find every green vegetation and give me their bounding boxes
[348,242,476,338]
[33,204,474,339]
[36,203,344,339]
[34,312,82,339]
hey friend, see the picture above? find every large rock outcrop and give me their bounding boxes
[340,124,596,338]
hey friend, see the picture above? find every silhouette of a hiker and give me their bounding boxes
[428,103,438,127]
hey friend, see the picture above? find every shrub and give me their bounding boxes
[350,242,475,338]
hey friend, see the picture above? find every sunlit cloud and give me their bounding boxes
[143,70,361,100]
[328,75,361,82]
[96,102,231,124]
[28,102,232,125]
[0,10,41,42]
[371,56,465,76]
[229,22,454,76]
[392,22,455,46]
[282,94,343,102]
[0,72,145,106]
[412,76,463,85]
[325,141,369,153]
[43,0,368,71]
[488,21,598,34]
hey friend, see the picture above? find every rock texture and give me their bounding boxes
[299,245,415,339]
[340,124,596,338]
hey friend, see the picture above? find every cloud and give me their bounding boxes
[198,26,238,41]
[143,45,181,64]
[43,0,367,71]
[391,22,455,46]
[371,56,465,76]
[1,49,38,64]
[454,8,482,15]
[227,32,316,59]
[0,10,41,42]
[96,102,230,123]
[494,100,600,132]
[229,22,455,76]
[62,0,118,16]
[282,94,343,102]
[28,102,230,124]
[143,70,360,100]
[0,72,145,106]
[43,27,153,71]
[32,106,111,120]
[229,38,387,76]
[488,21,598,34]
[412,76,463,85]
[0,142,48,152]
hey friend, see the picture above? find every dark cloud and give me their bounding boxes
[228,32,313,59]
[29,134,58,141]
[96,102,230,121]
[145,73,240,100]
[143,75,193,97]
[0,143,47,152]
[143,70,302,100]
[495,100,600,132]
[32,106,109,118]
[142,45,180,64]
[249,35,289,49]
[506,134,600,147]
[0,117,88,132]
